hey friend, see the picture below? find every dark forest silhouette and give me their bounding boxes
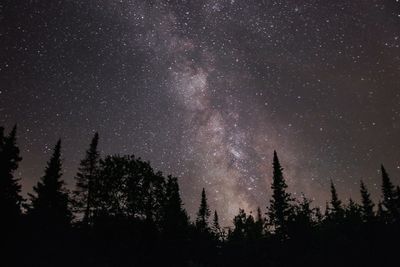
[1,125,400,267]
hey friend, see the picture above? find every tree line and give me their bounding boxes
[1,125,400,266]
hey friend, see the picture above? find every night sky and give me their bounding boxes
[1,0,400,224]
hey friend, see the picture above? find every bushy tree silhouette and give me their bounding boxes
[288,195,315,238]
[345,198,362,224]
[230,209,247,241]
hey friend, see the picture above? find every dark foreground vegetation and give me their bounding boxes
[2,125,400,266]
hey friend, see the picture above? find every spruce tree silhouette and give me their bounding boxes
[27,140,72,229]
[327,180,344,223]
[0,125,23,228]
[196,188,211,232]
[212,210,221,239]
[254,207,264,239]
[267,151,292,238]
[162,175,189,239]
[73,132,100,226]
[360,180,375,223]
[380,164,398,223]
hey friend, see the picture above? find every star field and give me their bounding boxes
[1,0,400,223]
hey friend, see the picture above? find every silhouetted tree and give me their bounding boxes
[212,210,222,239]
[314,206,323,224]
[73,132,100,226]
[327,181,344,223]
[27,140,72,228]
[254,207,264,238]
[162,175,189,238]
[360,180,375,222]
[0,125,23,227]
[380,165,398,223]
[267,151,293,237]
[345,198,362,225]
[288,195,315,239]
[230,209,247,241]
[125,158,165,223]
[196,188,211,232]
[245,213,256,239]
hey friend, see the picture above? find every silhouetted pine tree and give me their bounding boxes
[212,210,221,239]
[327,181,344,222]
[0,125,23,226]
[324,201,330,218]
[254,207,264,238]
[314,207,323,224]
[162,175,189,238]
[380,165,398,223]
[27,140,72,228]
[267,151,293,237]
[73,132,100,226]
[360,180,375,222]
[196,188,210,232]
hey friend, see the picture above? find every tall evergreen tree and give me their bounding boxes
[27,140,72,228]
[254,207,264,238]
[380,165,397,222]
[212,210,220,233]
[73,132,100,225]
[212,210,222,240]
[162,175,189,238]
[196,188,211,232]
[360,180,374,222]
[0,125,23,225]
[328,181,344,222]
[267,151,292,236]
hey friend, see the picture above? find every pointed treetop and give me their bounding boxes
[196,188,211,231]
[329,181,343,220]
[28,139,72,226]
[359,180,374,222]
[212,210,220,232]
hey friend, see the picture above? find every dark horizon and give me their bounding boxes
[0,124,398,228]
[2,124,400,267]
